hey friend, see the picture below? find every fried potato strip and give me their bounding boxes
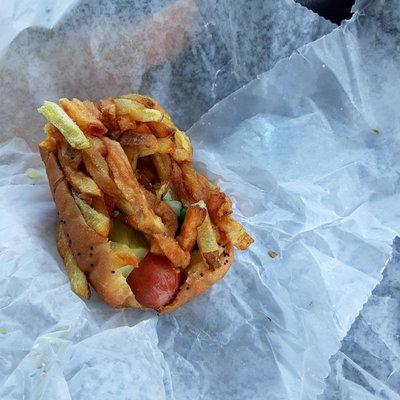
[103,137,165,234]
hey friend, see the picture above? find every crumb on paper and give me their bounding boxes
[25,168,41,180]
[268,250,278,258]
[0,328,8,334]
[372,128,380,134]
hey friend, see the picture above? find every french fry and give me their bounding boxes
[177,204,207,252]
[57,225,90,299]
[117,114,137,132]
[123,145,139,171]
[39,137,57,152]
[99,98,118,130]
[148,121,176,138]
[135,122,153,134]
[196,201,220,269]
[173,130,192,162]
[82,137,121,197]
[73,192,110,237]
[120,93,156,109]
[59,98,107,136]
[83,100,102,119]
[153,233,190,268]
[207,189,232,218]
[152,153,172,183]
[143,188,178,236]
[37,101,90,149]
[119,132,157,147]
[170,161,195,206]
[213,215,253,250]
[44,123,64,141]
[137,137,174,157]
[181,163,207,201]
[124,94,177,136]
[57,142,102,198]
[115,98,163,123]
[104,137,165,234]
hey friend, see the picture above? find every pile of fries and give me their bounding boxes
[38,94,253,310]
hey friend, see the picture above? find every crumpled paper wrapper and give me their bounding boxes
[1,0,399,399]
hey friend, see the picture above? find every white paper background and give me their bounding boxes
[1,0,399,399]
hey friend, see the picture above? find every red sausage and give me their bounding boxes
[127,253,181,309]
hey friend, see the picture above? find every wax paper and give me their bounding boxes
[1,0,399,399]
[321,237,400,399]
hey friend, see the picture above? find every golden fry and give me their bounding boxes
[152,153,172,183]
[117,114,137,132]
[181,163,206,201]
[119,132,157,147]
[153,233,190,268]
[173,130,192,162]
[115,98,163,123]
[170,161,195,206]
[104,137,165,234]
[143,188,178,236]
[138,137,174,157]
[177,204,206,252]
[99,98,118,130]
[148,121,175,138]
[213,215,253,250]
[196,202,220,269]
[58,142,102,198]
[82,137,121,197]
[38,101,90,149]
[59,98,107,136]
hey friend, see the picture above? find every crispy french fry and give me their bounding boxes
[135,122,153,134]
[137,137,174,157]
[170,161,195,206]
[59,98,107,136]
[119,132,157,147]
[104,137,165,234]
[44,123,64,141]
[148,121,176,138]
[207,189,232,218]
[57,142,102,198]
[99,98,118,130]
[152,153,172,183]
[173,130,192,162]
[120,93,156,108]
[181,163,207,201]
[177,204,207,252]
[83,100,102,119]
[39,137,57,152]
[143,188,178,236]
[115,98,163,123]
[73,192,110,237]
[38,101,90,149]
[213,215,253,250]
[117,114,137,132]
[123,145,139,171]
[196,201,220,269]
[153,233,190,268]
[57,225,90,299]
[82,137,121,197]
